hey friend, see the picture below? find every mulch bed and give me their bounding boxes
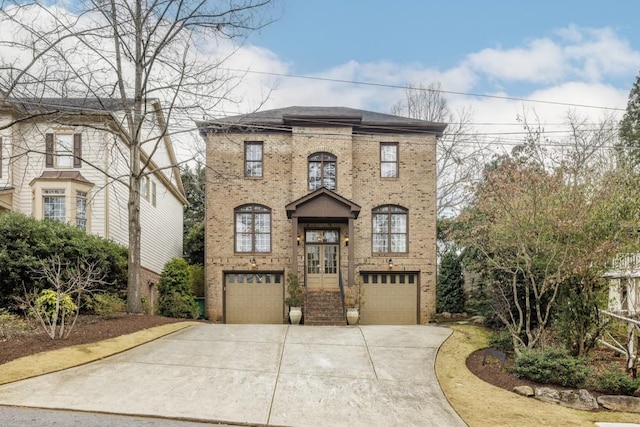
[0,314,184,365]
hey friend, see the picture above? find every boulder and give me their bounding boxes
[535,387,560,404]
[513,385,534,397]
[597,395,640,413]
[558,389,598,411]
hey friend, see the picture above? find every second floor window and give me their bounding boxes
[308,152,336,191]
[245,142,263,177]
[380,143,398,178]
[46,133,82,168]
[235,204,271,252]
[372,205,408,253]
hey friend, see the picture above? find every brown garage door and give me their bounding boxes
[225,272,283,324]
[360,272,418,325]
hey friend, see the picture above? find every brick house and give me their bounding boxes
[197,106,445,324]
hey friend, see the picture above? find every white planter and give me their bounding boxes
[289,306,302,325]
[346,307,359,325]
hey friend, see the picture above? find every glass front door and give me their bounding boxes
[305,229,339,289]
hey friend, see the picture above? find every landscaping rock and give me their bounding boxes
[441,312,452,319]
[634,387,640,398]
[469,315,485,324]
[513,385,534,397]
[558,389,598,411]
[535,387,560,404]
[597,395,640,413]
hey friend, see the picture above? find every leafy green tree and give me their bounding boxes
[436,249,465,313]
[454,157,636,353]
[184,221,205,265]
[181,163,206,232]
[618,72,640,164]
[157,258,197,319]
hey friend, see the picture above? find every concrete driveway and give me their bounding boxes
[0,324,465,427]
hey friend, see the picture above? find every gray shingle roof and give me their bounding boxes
[197,106,447,136]
[4,97,136,114]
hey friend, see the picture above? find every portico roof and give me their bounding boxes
[285,188,361,220]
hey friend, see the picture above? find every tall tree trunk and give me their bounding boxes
[126,0,144,314]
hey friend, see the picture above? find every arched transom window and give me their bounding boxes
[308,152,336,191]
[235,204,271,253]
[372,205,408,253]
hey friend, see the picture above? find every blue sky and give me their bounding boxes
[217,1,636,131]
[252,0,638,81]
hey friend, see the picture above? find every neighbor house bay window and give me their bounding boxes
[235,204,271,252]
[76,191,87,230]
[372,205,408,253]
[43,189,66,222]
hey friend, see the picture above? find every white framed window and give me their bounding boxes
[43,189,66,222]
[45,133,82,169]
[151,181,157,207]
[141,176,149,200]
[76,191,87,230]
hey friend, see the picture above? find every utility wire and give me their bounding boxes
[222,68,628,112]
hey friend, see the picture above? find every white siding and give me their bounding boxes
[1,109,185,276]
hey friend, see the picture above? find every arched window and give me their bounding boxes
[235,204,271,253]
[308,152,336,191]
[372,205,408,253]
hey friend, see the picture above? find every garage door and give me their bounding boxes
[360,272,418,325]
[225,272,283,324]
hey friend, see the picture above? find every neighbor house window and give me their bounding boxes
[372,205,408,253]
[43,189,66,222]
[235,204,271,253]
[245,142,263,177]
[308,152,336,190]
[76,191,87,230]
[380,143,398,178]
[45,133,82,168]
[140,176,149,200]
[151,181,157,207]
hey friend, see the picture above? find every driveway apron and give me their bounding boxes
[0,324,466,427]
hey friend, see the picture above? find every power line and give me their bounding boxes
[223,68,627,112]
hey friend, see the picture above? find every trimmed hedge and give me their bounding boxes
[0,213,127,308]
[157,258,198,319]
[513,346,590,388]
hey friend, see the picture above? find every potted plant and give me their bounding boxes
[344,273,364,325]
[285,271,304,324]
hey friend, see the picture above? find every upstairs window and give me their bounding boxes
[380,143,398,178]
[46,133,82,168]
[372,205,408,253]
[245,142,263,177]
[235,204,271,253]
[308,152,336,191]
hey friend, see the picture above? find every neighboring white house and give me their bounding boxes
[0,97,187,307]
[604,253,640,315]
